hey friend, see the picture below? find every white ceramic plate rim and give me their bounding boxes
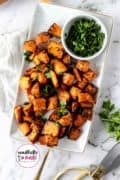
[9,3,113,152]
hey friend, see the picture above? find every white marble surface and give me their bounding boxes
[0,0,120,180]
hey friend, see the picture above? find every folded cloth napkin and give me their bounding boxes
[0,30,27,137]
[0,30,27,140]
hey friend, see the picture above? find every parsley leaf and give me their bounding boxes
[41,84,57,97]
[45,71,51,79]
[99,100,120,140]
[60,101,67,108]
[24,51,32,62]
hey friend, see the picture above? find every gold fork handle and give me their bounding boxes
[54,167,90,180]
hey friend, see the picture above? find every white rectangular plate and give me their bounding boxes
[10,3,113,152]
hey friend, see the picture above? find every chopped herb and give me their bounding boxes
[99,100,120,140]
[66,18,105,57]
[60,101,67,108]
[39,110,44,116]
[45,71,51,79]
[55,121,61,126]
[24,51,32,62]
[36,65,41,71]
[57,101,69,116]
[41,84,57,97]
[51,119,61,126]
[47,63,53,70]
[23,102,29,105]
[57,107,69,117]
[41,116,47,122]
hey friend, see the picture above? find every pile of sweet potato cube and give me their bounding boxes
[14,23,97,147]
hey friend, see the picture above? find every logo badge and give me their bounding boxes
[16,144,40,168]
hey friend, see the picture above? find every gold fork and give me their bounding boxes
[34,150,50,180]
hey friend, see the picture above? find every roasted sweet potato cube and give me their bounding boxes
[77,78,88,90]
[50,70,59,88]
[68,127,81,140]
[48,41,64,59]
[76,61,90,72]
[83,70,97,81]
[80,102,93,108]
[73,68,82,82]
[28,130,39,143]
[71,102,79,113]
[38,73,47,84]
[39,135,58,146]
[85,84,98,95]
[70,86,81,100]
[51,59,67,74]
[33,98,46,112]
[23,115,33,123]
[60,84,68,90]
[18,122,31,136]
[82,108,93,120]
[27,94,35,103]
[31,82,40,98]
[58,89,70,102]
[14,105,22,123]
[35,32,50,45]
[73,114,86,127]
[28,120,43,143]
[19,76,32,90]
[62,73,75,86]
[49,111,60,121]
[63,54,71,65]
[23,40,36,53]
[33,50,49,65]
[59,127,67,138]
[31,121,44,132]
[24,67,36,76]
[30,72,39,81]
[78,93,95,104]
[47,95,58,110]
[42,121,60,136]
[35,64,48,73]
[48,23,62,38]
[57,113,72,126]
[23,103,33,116]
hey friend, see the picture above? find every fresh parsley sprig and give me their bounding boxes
[99,100,120,140]
[57,101,69,117]
[24,51,32,62]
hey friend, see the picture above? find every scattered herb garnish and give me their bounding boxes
[23,102,29,105]
[39,110,44,116]
[41,115,47,122]
[45,71,51,79]
[57,101,68,117]
[66,18,105,57]
[51,119,61,127]
[36,65,41,71]
[24,51,32,62]
[47,63,53,70]
[60,101,67,108]
[99,100,120,140]
[57,108,68,117]
[41,84,57,97]
[44,64,53,79]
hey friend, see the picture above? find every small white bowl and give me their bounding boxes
[61,14,108,60]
